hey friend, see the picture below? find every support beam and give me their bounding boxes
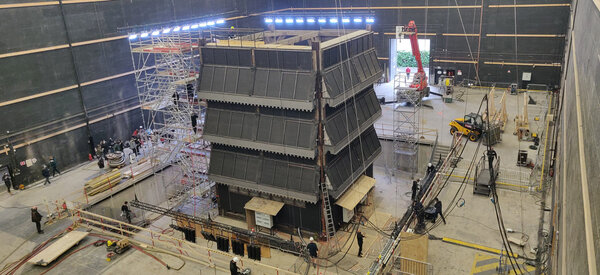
[483,61,561,67]
[274,31,320,45]
[433,59,478,64]
[486,34,566,38]
[488,3,570,8]
[0,0,114,9]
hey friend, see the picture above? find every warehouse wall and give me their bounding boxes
[0,0,240,185]
[240,0,569,86]
[556,0,600,273]
[0,0,571,186]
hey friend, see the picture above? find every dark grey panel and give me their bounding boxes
[0,7,66,53]
[63,2,125,43]
[202,48,253,66]
[0,89,84,134]
[72,39,133,83]
[254,50,313,70]
[204,103,317,157]
[0,49,75,101]
[323,48,382,107]
[197,65,316,110]
[326,126,381,199]
[325,88,381,146]
[208,145,319,200]
[81,74,138,110]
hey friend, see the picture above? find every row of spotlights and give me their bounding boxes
[129,19,226,40]
[265,17,374,24]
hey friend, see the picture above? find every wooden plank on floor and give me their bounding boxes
[399,232,428,263]
[28,231,89,266]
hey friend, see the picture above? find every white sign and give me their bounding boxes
[255,212,273,228]
[342,207,354,223]
[457,70,463,76]
[522,72,532,81]
[395,26,403,39]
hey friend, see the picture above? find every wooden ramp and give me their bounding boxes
[28,231,89,266]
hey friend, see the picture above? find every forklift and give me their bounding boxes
[449,113,485,142]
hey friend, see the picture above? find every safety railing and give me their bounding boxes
[69,208,299,274]
[391,256,433,275]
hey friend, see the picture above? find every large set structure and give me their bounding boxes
[196,29,382,236]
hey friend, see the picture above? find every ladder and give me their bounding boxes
[320,179,337,250]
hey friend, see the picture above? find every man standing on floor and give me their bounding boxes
[357,228,366,257]
[42,165,51,185]
[230,257,240,275]
[49,157,60,177]
[3,172,12,194]
[433,198,446,224]
[121,201,132,224]
[411,180,419,201]
[31,207,43,234]
[307,237,318,268]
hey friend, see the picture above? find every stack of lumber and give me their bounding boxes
[85,169,122,196]
[122,160,152,179]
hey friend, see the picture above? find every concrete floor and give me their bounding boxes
[0,87,550,274]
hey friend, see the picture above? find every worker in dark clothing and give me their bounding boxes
[307,237,318,268]
[413,201,425,228]
[42,165,51,185]
[426,162,435,175]
[191,113,198,134]
[97,157,105,169]
[31,207,43,234]
[121,201,132,224]
[357,229,366,257]
[411,180,419,201]
[433,198,446,224]
[49,157,60,177]
[230,257,240,275]
[172,91,180,107]
[186,84,195,102]
[3,172,12,194]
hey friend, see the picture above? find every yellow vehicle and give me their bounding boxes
[449,113,484,141]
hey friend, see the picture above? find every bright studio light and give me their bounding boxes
[329,18,338,23]
[128,34,137,40]
[265,18,274,23]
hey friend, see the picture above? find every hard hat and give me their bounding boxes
[309,237,314,241]
[233,257,239,262]
[427,163,432,167]
[139,126,143,128]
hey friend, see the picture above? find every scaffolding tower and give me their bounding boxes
[393,72,421,175]
[129,31,213,217]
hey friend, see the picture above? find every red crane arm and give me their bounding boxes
[406,20,424,74]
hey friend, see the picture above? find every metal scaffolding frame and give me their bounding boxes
[129,31,212,217]
[393,72,422,175]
